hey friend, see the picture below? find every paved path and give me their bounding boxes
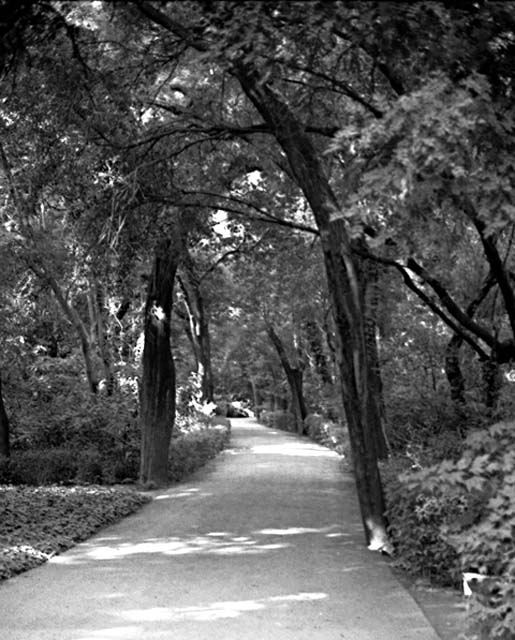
[2,419,449,639]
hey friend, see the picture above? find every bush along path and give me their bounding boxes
[0,423,230,581]
[1,418,442,640]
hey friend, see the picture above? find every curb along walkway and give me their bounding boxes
[1,419,459,639]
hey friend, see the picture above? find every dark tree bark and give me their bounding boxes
[482,355,502,411]
[140,230,184,486]
[0,375,10,458]
[266,324,307,434]
[363,262,389,460]
[234,65,389,548]
[249,375,261,416]
[304,319,333,385]
[445,334,466,404]
[443,273,495,405]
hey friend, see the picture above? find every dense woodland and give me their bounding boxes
[1,1,515,636]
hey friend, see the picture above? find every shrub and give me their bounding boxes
[9,449,77,485]
[0,455,10,483]
[305,413,349,456]
[260,410,295,432]
[385,393,480,463]
[384,472,464,586]
[75,449,104,484]
[386,421,515,639]
[168,427,229,482]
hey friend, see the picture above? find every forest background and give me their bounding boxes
[1,1,515,637]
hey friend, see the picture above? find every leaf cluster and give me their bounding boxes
[392,421,515,637]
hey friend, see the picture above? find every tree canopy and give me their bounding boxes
[2,1,515,582]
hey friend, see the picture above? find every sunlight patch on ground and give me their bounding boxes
[249,444,338,458]
[119,592,328,623]
[77,626,141,639]
[256,525,344,536]
[154,488,207,501]
[62,535,291,561]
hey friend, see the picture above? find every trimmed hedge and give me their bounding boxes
[168,426,229,482]
[260,410,296,432]
[2,424,230,487]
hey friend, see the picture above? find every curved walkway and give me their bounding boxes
[1,419,458,639]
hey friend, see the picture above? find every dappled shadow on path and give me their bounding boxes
[51,523,359,565]
[45,523,369,640]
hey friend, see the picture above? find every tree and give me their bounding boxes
[0,373,9,457]
[127,0,391,549]
[176,246,215,404]
[140,223,185,485]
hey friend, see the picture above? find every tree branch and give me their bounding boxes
[358,249,490,360]
[461,197,515,342]
[405,257,496,347]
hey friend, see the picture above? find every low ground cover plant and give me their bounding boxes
[0,418,231,581]
[0,485,151,580]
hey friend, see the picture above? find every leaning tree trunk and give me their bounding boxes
[363,261,389,460]
[304,319,333,385]
[266,324,307,434]
[235,64,389,550]
[140,232,184,486]
[0,375,10,458]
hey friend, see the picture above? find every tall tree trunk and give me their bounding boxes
[26,259,99,394]
[235,65,389,550]
[93,284,115,395]
[266,324,307,434]
[0,374,10,458]
[445,334,466,404]
[249,375,260,416]
[482,354,502,411]
[178,252,214,403]
[304,319,333,385]
[363,263,389,460]
[140,231,184,486]
[46,274,98,394]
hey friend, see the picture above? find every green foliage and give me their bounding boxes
[387,421,515,638]
[304,413,348,456]
[385,392,473,465]
[0,455,10,483]
[384,467,465,586]
[8,448,77,485]
[168,426,229,483]
[260,410,295,432]
[0,485,150,580]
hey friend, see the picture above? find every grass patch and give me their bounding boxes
[0,485,151,580]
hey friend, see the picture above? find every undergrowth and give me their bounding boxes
[0,485,150,580]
